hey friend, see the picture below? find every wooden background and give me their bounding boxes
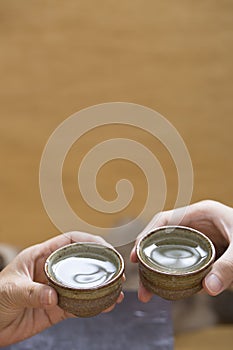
[1,0,233,248]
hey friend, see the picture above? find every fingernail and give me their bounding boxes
[48,289,52,304]
[205,274,223,295]
[41,288,52,305]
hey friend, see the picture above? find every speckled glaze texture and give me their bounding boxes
[44,243,124,317]
[137,226,216,300]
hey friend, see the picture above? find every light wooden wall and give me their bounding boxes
[1,0,233,248]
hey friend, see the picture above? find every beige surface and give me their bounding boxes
[1,0,233,248]
[175,325,233,350]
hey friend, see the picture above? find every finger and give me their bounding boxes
[116,291,124,304]
[197,288,205,295]
[130,247,138,263]
[203,243,233,296]
[136,200,220,240]
[130,211,172,263]
[14,279,58,309]
[102,291,124,313]
[63,231,110,246]
[130,201,216,264]
[102,304,116,313]
[63,311,78,318]
[138,280,153,303]
[39,231,111,257]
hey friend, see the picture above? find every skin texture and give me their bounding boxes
[0,232,124,347]
[130,200,233,302]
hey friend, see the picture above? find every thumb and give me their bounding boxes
[203,243,233,296]
[14,280,58,309]
[130,211,173,263]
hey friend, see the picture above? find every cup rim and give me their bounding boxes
[136,225,216,276]
[44,242,124,291]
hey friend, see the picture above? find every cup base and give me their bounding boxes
[139,270,203,300]
[57,286,122,317]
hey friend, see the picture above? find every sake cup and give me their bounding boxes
[44,243,124,317]
[136,226,216,300]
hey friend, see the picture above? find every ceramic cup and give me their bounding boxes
[136,226,216,300]
[44,242,124,317]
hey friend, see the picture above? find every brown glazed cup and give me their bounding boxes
[44,243,124,317]
[136,226,216,300]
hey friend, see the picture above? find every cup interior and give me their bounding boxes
[137,226,215,275]
[45,243,124,290]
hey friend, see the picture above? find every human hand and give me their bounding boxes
[0,232,124,346]
[130,200,233,302]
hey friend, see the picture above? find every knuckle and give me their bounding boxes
[145,212,169,232]
[95,234,104,241]
[199,199,215,206]
[197,199,217,212]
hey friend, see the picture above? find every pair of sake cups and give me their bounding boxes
[45,226,215,317]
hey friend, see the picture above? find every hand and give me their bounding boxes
[130,200,233,302]
[0,232,124,346]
